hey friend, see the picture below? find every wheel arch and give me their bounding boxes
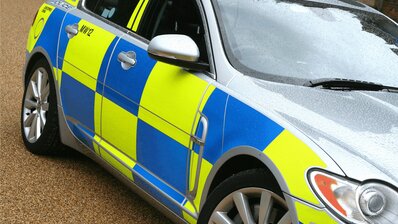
[23,47,87,154]
[198,146,300,222]
[199,146,296,210]
[24,48,54,86]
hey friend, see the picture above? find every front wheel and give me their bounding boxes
[21,58,63,155]
[198,169,291,224]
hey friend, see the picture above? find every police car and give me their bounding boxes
[22,0,398,223]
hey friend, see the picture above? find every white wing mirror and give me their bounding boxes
[148,34,209,71]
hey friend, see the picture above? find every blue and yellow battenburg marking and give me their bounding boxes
[29,2,330,223]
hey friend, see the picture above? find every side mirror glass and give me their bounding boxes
[148,34,209,71]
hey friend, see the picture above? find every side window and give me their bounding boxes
[84,0,141,29]
[139,0,209,63]
[84,0,99,12]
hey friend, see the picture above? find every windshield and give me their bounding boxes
[213,0,398,87]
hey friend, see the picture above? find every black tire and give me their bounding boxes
[198,169,287,224]
[21,58,63,155]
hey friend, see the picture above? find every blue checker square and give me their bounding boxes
[60,73,95,131]
[136,120,189,194]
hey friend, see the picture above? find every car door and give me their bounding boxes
[101,0,214,218]
[57,0,143,154]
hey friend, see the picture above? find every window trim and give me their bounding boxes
[195,0,216,77]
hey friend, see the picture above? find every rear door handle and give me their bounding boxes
[65,24,79,39]
[118,51,137,70]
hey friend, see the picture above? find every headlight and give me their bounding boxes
[308,170,398,224]
[357,182,398,223]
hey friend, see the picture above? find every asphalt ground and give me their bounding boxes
[0,0,171,223]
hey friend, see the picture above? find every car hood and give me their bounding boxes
[228,76,398,186]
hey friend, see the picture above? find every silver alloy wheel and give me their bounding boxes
[23,67,50,143]
[209,187,291,224]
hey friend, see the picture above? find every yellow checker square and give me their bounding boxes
[63,20,115,81]
[138,62,209,147]
[102,97,138,161]
[264,130,326,205]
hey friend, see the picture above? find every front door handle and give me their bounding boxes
[118,51,137,70]
[65,24,79,39]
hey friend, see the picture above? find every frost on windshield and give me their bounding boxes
[218,0,398,86]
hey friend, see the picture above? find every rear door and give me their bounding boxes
[58,0,143,153]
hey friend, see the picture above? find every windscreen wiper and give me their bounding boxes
[304,78,398,92]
